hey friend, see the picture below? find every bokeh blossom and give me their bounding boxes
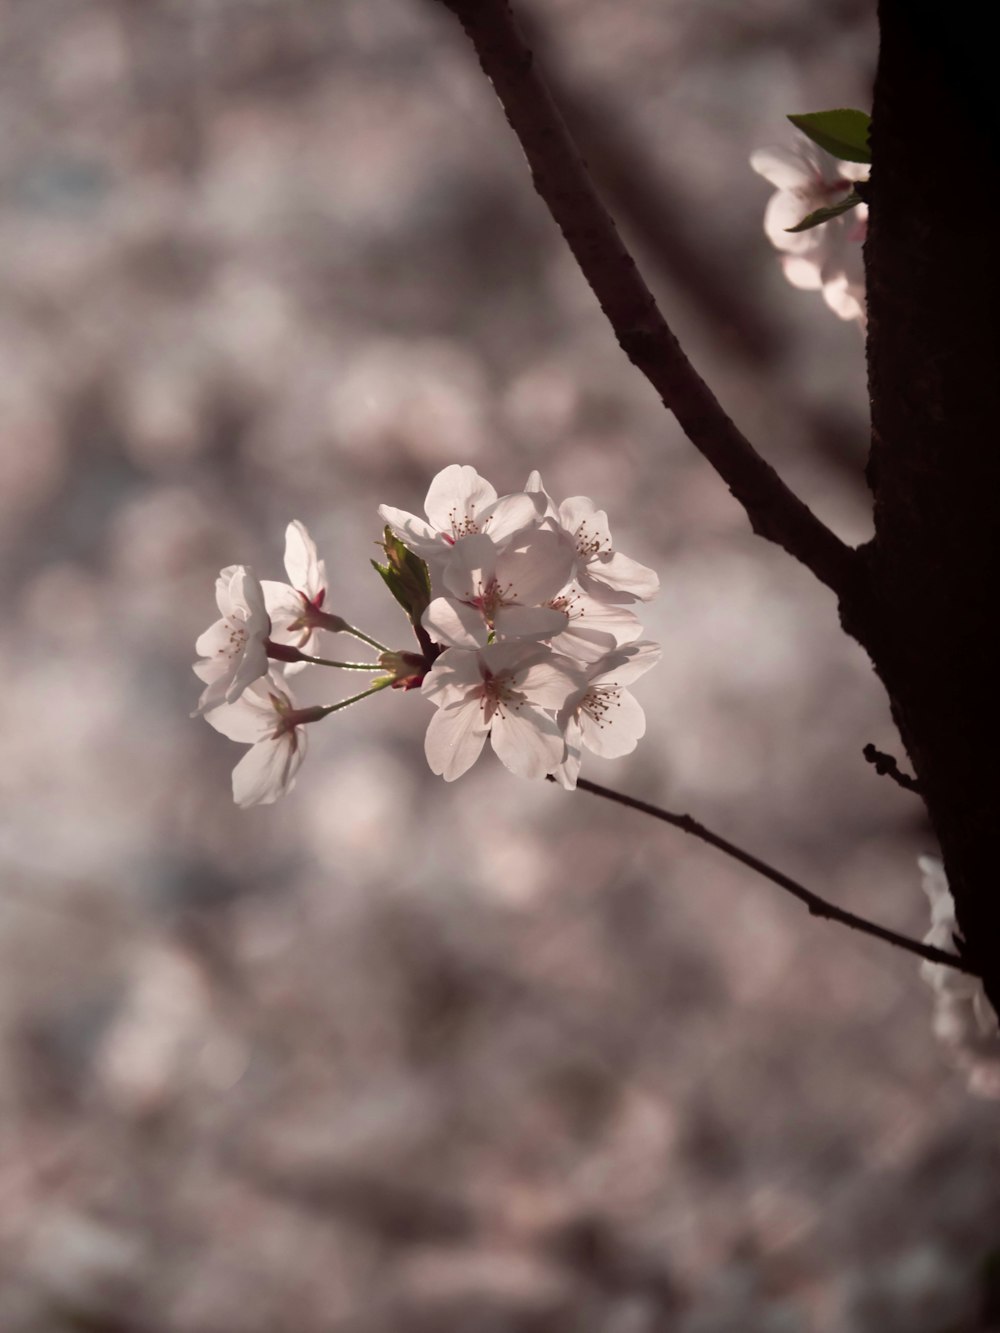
[918,856,1000,1097]
[750,143,868,323]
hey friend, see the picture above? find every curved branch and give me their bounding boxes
[550,776,975,975]
[433,0,860,600]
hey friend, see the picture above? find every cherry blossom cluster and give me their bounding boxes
[192,466,661,806]
[751,143,868,324]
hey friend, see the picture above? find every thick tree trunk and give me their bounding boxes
[863,2,1000,1006]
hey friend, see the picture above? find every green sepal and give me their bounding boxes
[785,189,863,233]
[787,109,871,164]
[371,527,432,626]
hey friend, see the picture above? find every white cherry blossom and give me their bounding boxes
[205,672,313,807]
[261,520,329,670]
[919,856,1000,1097]
[379,464,541,564]
[192,565,271,715]
[750,144,868,323]
[551,641,661,789]
[422,640,582,782]
[526,472,658,603]
[545,583,643,663]
[422,530,573,649]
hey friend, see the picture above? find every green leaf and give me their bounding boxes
[787,109,871,164]
[371,527,432,626]
[785,189,863,233]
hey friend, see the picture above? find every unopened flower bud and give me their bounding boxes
[377,649,427,690]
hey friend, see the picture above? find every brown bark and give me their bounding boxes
[430,0,998,995]
[435,0,859,602]
[863,2,1000,1004]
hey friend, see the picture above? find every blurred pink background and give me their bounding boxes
[2,1,997,1329]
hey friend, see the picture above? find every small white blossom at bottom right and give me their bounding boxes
[551,641,661,790]
[918,855,1000,1097]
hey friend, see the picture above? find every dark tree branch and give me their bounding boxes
[433,0,860,602]
[548,775,975,976]
[863,2,1000,1008]
[863,743,921,793]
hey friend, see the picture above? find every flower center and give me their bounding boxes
[443,504,481,542]
[479,667,524,722]
[575,521,610,559]
[549,589,582,621]
[581,685,621,729]
[220,617,248,661]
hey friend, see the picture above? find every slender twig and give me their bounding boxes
[863,743,921,793]
[344,625,390,653]
[267,640,382,671]
[432,0,859,601]
[548,775,975,975]
[317,678,394,716]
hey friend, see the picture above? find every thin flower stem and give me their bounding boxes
[551,775,978,976]
[295,654,385,671]
[343,626,390,654]
[317,678,393,717]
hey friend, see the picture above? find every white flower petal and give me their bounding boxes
[584,550,659,601]
[194,617,237,661]
[591,640,661,687]
[517,656,583,709]
[481,491,543,543]
[204,689,277,744]
[422,597,488,650]
[490,705,565,780]
[225,635,271,703]
[214,565,241,617]
[424,700,490,781]
[232,732,305,807]
[559,496,613,552]
[493,604,568,641]
[441,533,497,602]
[261,580,305,628]
[579,688,646,758]
[550,716,584,789]
[477,640,548,678]
[424,464,497,533]
[781,254,824,291]
[233,566,268,626]
[495,530,574,605]
[750,146,812,191]
[421,648,483,707]
[377,504,439,555]
[524,471,556,517]
[284,520,325,597]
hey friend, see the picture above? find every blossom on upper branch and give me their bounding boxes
[750,144,868,323]
[205,672,317,807]
[379,464,540,564]
[261,520,330,670]
[192,565,271,715]
[422,640,582,782]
